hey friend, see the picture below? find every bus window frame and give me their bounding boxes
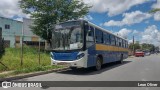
[95,28,103,44]
[103,32,111,45]
[110,35,116,46]
[86,25,95,48]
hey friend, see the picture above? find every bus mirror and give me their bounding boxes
[87,30,91,34]
[85,23,88,25]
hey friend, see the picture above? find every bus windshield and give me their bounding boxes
[51,21,83,51]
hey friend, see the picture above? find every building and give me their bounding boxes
[0,17,45,48]
[0,16,23,47]
[23,18,45,48]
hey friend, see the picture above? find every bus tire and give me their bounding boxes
[95,57,102,71]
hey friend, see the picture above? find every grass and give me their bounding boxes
[13,65,63,74]
[0,65,63,78]
[0,46,64,78]
[0,46,51,71]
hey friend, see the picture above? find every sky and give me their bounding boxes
[0,0,160,46]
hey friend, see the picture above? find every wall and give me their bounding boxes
[0,17,45,48]
[0,17,23,47]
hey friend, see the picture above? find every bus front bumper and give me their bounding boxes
[51,57,87,68]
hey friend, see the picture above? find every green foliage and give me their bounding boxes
[149,8,160,13]
[13,65,63,75]
[129,42,141,50]
[0,65,63,78]
[129,42,156,52]
[141,43,155,52]
[19,0,91,42]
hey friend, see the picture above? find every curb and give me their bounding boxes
[129,56,135,58]
[0,67,69,81]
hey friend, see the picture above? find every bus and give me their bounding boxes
[50,20,129,70]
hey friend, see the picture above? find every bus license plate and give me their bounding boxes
[58,62,69,65]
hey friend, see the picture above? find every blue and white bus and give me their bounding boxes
[50,20,129,70]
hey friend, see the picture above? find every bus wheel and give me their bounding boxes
[95,57,102,71]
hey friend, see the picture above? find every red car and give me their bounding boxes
[135,50,145,57]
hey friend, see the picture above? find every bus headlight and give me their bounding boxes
[77,53,85,59]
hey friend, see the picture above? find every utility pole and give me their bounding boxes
[38,38,41,65]
[21,18,24,66]
[133,36,135,56]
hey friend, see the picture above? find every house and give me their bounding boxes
[23,18,45,48]
[0,16,23,47]
[0,16,45,48]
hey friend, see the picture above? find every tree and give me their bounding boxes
[141,43,155,52]
[149,8,160,13]
[19,0,91,43]
[155,46,159,52]
[129,42,141,50]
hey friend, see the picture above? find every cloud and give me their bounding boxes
[151,0,160,21]
[153,11,160,21]
[145,20,149,24]
[141,25,160,46]
[152,0,160,8]
[14,17,23,22]
[0,0,29,19]
[128,39,133,44]
[115,28,132,38]
[132,30,139,35]
[104,11,152,26]
[114,25,160,46]
[83,0,146,16]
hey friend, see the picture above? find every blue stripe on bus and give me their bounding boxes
[51,52,79,61]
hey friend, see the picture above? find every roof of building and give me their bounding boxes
[0,16,23,23]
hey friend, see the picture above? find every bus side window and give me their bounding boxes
[126,41,128,48]
[115,37,117,46]
[104,33,110,45]
[117,38,119,46]
[108,34,111,45]
[124,40,126,48]
[111,35,115,46]
[120,39,122,47]
[86,26,94,48]
[125,41,127,48]
[119,39,122,47]
[103,33,106,44]
[95,28,103,43]
[124,40,125,48]
[122,40,124,48]
[101,32,104,43]
[116,37,119,46]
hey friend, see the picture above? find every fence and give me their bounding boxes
[0,32,51,71]
[0,27,4,53]
[0,28,2,51]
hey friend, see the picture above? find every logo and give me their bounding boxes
[2,81,11,88]
[1,81,42,88]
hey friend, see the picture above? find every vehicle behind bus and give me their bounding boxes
[50,20,129,70]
